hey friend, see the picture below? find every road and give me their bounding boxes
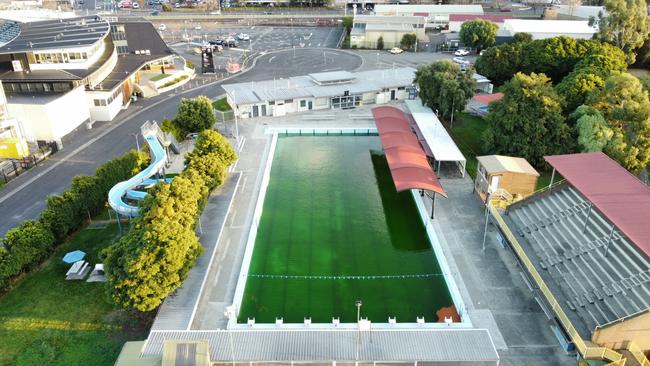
[0,48,363,236]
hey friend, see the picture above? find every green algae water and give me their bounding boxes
[238,135,453,323]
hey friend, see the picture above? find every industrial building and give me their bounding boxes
[0,16,177,144]
[374,4,484,28]
[350,15,426,49]
[447,14,511,32]
[499,19,598,40]
[222,68,417,118]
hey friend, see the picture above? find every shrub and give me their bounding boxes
[103,129,237,312]
[376,36,384,50]
[1,220,55,283]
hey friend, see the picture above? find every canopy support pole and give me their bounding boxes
[582,203,593,233]
[431,192,436,220]
[437,160,442,175]
[482,203,490,252]
[604,224,616,257]
[548,168,556,192]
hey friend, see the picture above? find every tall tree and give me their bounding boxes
[459,19,499,51]
[597,0,650,64]
[173,96,216,138]
[414,60,475,119]
[586,73,650,172]
[483,72,573,167]
[572,105,614,151]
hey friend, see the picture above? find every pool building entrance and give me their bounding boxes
[237,135,454,324]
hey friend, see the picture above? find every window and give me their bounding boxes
[94,99,101,106]
[284,99,293,103]
[300,100,306,108]
[116,45,129,54]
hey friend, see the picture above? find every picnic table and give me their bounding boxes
[66,260,90,280]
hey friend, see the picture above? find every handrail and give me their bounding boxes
[487,204,625,364]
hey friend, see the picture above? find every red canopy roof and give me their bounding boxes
[545,152,650,258]
[372,106,447,197]
[472,93,504,105]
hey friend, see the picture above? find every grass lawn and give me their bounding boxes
[448,112,553,190]
[212,97,232,112]
[0,223,153,366]
[150,73,171,82]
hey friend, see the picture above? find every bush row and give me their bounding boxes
[102,130,237,312]
[0,150,148,292]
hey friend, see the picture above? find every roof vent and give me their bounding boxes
[27,42,33,48]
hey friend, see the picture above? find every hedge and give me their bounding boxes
[0,150,147,293]
[103,129,237,312]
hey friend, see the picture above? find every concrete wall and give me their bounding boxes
[592,311,650,351]
[351,29,427,49]
[7,85,90,141]
[87,89,123,122]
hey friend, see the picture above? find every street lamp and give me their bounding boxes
[130,133,140,151]
[355,300,362,361]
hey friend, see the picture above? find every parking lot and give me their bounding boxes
[168,26,344,74]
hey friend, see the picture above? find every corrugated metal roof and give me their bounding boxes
[545,152,650,258]
[405,100,466,164]
[353,15,426,24]
[142,329,499,362]
[308,70,354,83]
[477,155,539,176]
[223,68,416,105]
[375,4,484,16]
[366,23,415,32]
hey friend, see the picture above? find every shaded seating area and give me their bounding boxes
[502,152,650,348]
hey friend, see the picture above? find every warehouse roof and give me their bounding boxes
[143,329,499,363]
[448,14,511,22]
[353,15,426,24]
[502,19,597,35]
[375,4,484,16]
[0,16,110,54]
[223,68,416,105]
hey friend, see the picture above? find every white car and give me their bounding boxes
[237,33,250,41]
[389,47,403,54]
[132,2,139,8]
[158,23,166,31]
[452,57,470,65]
[454,49,470,56]
[194,24,202,30]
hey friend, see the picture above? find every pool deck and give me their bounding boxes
[148,104,575,365]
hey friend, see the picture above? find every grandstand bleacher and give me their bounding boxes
[504,180,650,339]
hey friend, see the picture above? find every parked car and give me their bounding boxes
[194,24,202,30]
[150,10,159,15]
[454,49,470,56]
[209,39,223,46]
[237,33,250,41]
[158,23,166,31]
[132,2,139,8]
[227,40,238,47]
[174,2,180,7]
[389,47,403,54]
[452,56,470,65]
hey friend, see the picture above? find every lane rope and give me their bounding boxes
[246,273,446,280]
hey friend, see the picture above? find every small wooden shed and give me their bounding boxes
[474,155,539,202]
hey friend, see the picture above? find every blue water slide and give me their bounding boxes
[108,133,168,217]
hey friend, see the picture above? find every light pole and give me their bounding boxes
[230,91,240,147]
[355,300,362,361]
[130,133,140,151]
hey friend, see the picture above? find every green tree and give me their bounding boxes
[484,72,573,167]
[512,32,533,43]
[173,96,216,138]
[342,16,353,31]
[414,60,476,120]
[555,47,627,113]
[400,33,417,50]
[597,0,650,63]
[459,19,499,51]
[376,36,384,50]
[641,75,650,93]
[160,117,183,142]
[188,129,237,166]
[573,105,614,152]
[587,73,650,172]
[475,41,526,85]
[2,220,55,274]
